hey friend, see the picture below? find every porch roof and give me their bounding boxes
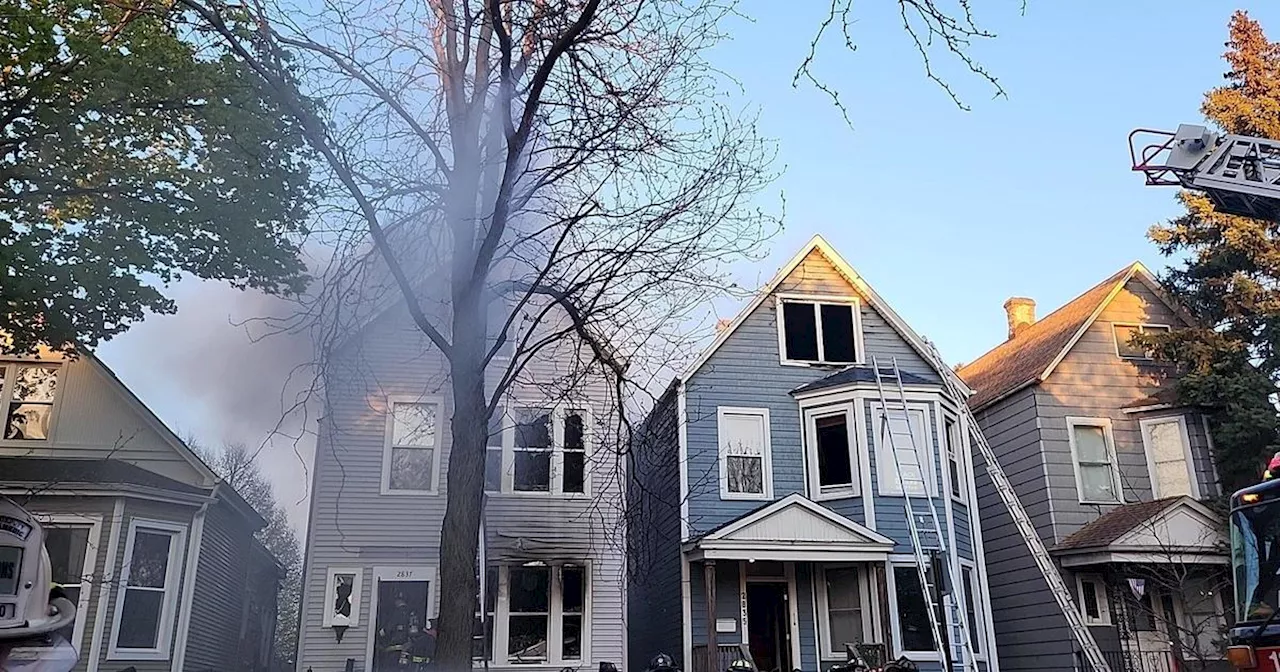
[790,365,936,397]
[1051,496,1228,567]
[683,494,895,562]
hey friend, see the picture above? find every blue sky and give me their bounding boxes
[97,1,1280,527]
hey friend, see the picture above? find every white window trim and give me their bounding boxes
[958,560,986,661]
[943,413,965,504]
[489,404,594,498]
[886,559,940,661]
[805,405,861,501]
[1066,417,1125,505]
[1112,323,1172,360]
[36,513,102,654]
[484,561,592,666]
[322,567,363,628]
[364,566,437,671]
[717,406,773,501]
[872,402,937,497]
[1140,415,1201,499]
[775,294,865,367]
[380,395,445,496]
[815,564,875,660]
[0,361,63,446]
[1077,573,1112,626]
[107,518,187,661]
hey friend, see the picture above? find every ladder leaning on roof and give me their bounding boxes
[871,356,977,672]
[919,342,1113,672]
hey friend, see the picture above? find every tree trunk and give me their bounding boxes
[436,286,488,671]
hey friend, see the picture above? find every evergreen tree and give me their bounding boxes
[1149,10,1280,493]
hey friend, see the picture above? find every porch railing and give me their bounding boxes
[691,643,754,672]
[1089,649,1229,672]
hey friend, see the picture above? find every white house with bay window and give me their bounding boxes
[0,350,281,672]
[296,284,625,672]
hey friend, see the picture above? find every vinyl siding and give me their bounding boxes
[626,388,684,670]
[1036,277,1206,541]
[969,386,1074,672]
[184,500,278,671]
[298,302,626,672]
[681,248,982,670]
[99,498,198,672]
[0,356,209,485]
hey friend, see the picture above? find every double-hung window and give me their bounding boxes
[874,404,934,497]
[109,520,186,660]
[778,298,861,365]
[960,564,983,656]
[483,562,589,666]
[718,407,772,500]
[1068,418,1122,504]
[41,515,99,649]
[945,415,964,501]
[1113,324,1171,360]
[0,362,59,441]
[487,406,591,495]
[1141,416,1197,498]
[806,406,858,499]
[820,565,871,658]
[382,399,442,494]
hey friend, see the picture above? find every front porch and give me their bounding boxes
[683,495,959,672]
[1054,497,1232,672]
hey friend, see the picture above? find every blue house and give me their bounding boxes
[627,236,998,672]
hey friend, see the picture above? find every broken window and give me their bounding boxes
[718,408,769,497]
[508,565,551,663]
[563,411,586,494]
[4,364,58,440]
[893,566,936,653]
[781,300,858,364]
[816,413,853,488]
[514,408,553,492]
[386,402,438,492]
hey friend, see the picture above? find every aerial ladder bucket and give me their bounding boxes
[1130,124,1280,221]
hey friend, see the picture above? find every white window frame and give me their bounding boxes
[943,413,965,503]
[775,294,865,366]
[0,361,63,445]
[717,406,773,501]
[489,404,594,497]
[1112,323,1172,360]
[805,404,861,501]
[872,402,936,497]
[485,561,592,666]
[1140,415,1200,499]
[364,566,437,671]
[958,560,986,661]
[107,518,188,661]
[1066,417,1125,505]
[380,396,444,496]
[886,559,939,661]
[322,566,363,628]
[816,564,875,660]
[36,513,102,654]
[1076,573,1112,626]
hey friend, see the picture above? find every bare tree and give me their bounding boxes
[147,0,1011,666]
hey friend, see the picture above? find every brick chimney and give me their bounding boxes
[1003,297,1036,340]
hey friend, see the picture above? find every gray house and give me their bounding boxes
[958,263,1229,672]
[0,350,280,672]
[295,284,626,671]
[628,236,998,672]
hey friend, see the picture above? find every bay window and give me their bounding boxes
[109,520,186,660]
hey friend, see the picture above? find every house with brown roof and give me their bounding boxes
[957,263,1230,672]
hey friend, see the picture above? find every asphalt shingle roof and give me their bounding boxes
[957,267,1133,411]
[0,457,205,495]
[1054,498,1179,551]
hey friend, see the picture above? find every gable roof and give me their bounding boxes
[1053,498,1180,551]
[1053,496,1224,556]
[957,262,1187,411]
[681,235,952,386]
[695,493,896,546]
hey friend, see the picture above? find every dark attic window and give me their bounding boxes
[781,300,858,364]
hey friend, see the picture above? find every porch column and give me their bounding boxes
[705,560,717,672]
